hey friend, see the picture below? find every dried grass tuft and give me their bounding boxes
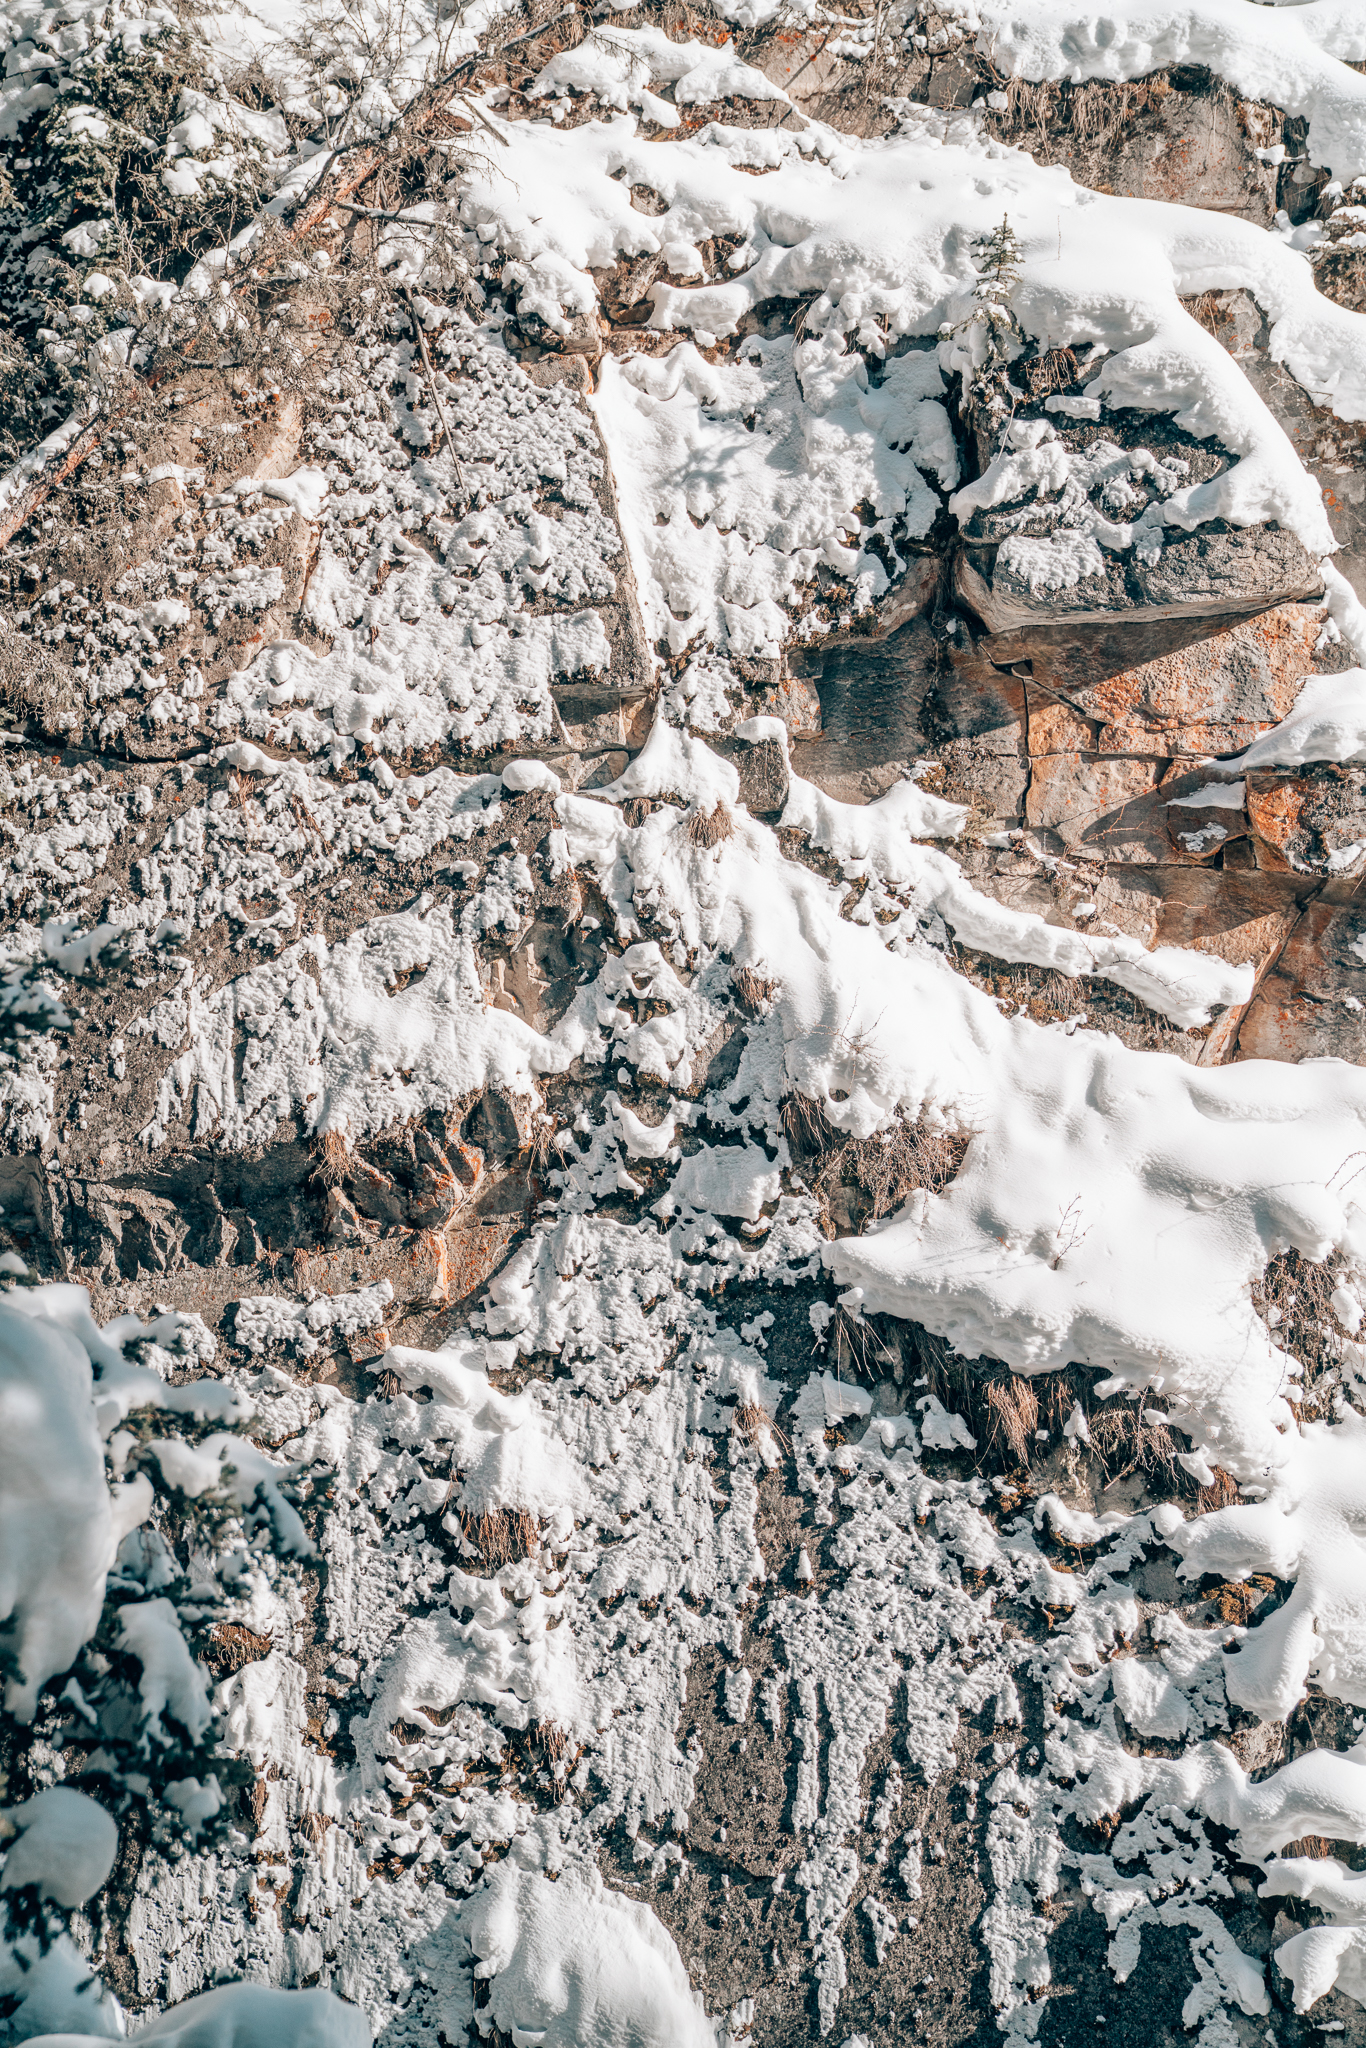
[1085,1398,1179,1487]
[465,1505,539,1566]
[314,1129,352,1186]
[781,1091,842,1160]
[1252,1247,1351,1421]
[207,1622,272,1676]
[734,1398,789,1449]
[688,802,734,848]
[527,1112,561,1172]
[732,965,777,1017]
[1196,1466,1240,1514]
[832,1305,900,1381]
[535,1721,570,1765]
[1025,346,1078,398]
[980,1373,1039,1468]
[797,1108,971,1234]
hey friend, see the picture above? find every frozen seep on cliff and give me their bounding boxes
[9,0,1366,2045]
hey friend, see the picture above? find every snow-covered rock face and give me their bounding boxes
[10,0,1366,2044]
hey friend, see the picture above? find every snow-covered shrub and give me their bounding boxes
[0,1279,334,2042]
[0,0,284,455]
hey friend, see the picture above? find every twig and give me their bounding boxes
[454,90,512,147]
[401,285,467,494]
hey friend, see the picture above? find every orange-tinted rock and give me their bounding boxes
[1245,773,1307,871]
[1161,768,1249,863]
[1082,603,1320,756]
[1148,869,1308,1063]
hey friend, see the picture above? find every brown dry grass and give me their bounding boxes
[978,1373,1039,1467]
[906,1329,1189,1488]
[205,1622,273,1676]
[781,1091,842,1159]
[788,1099,970,1235]
[1252,1247,1353,1421]
[1025,346,1078,398]
[988,72,1178,162]
[464,1506,539,1566]
[733,965,777,1017]
[688,802,734,847]
[527,1112,561,1172]
[734,1398,789,1449]
[1196,1466,1240,1514]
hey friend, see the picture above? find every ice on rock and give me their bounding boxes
[233,1282,394,1358]
[22,7,1366,2041]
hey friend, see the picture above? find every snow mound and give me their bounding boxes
[1227,668,1366,767]
[0,1789,117,1908]
[0,1301,123,1719]
[463,1851,715,2048]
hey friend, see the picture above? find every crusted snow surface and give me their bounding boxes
[93,716,1366,2037]
[14,7,1366,2046]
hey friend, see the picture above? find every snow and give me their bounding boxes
[951,0,1366,184]
[233,1283,394,1358]
[1168,780,1247,809]
[528,23,788,124]
[592,334,951,652]
[459,101,1366,566]
[132,1984,371,2048]
[1226,668,1366,766]
[117,1598,216,1748]
[463,1845,715,2048]
[15,6,1366,2045]
[0,1789,117,1908]
[0,1299,124,1719]
[782,765,1255,1025]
